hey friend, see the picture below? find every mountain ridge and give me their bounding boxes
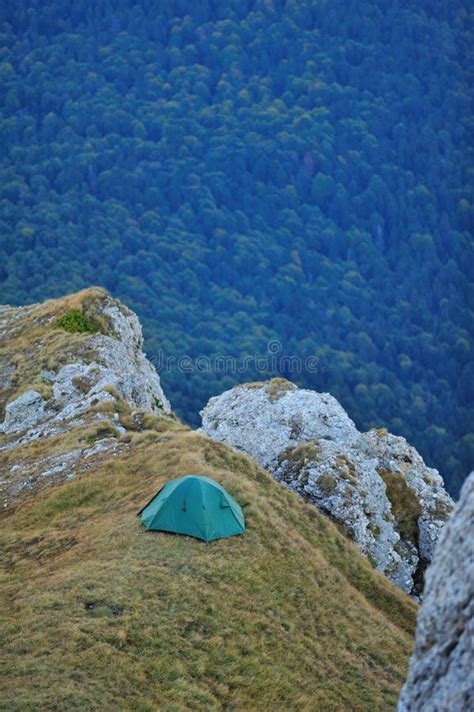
[0,288,418,711]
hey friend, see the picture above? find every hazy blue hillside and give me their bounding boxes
[0,0,472,495]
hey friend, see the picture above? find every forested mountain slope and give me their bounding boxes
[0,0,472,495]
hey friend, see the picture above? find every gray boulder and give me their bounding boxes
[201,379,359,468]
[0,390,47,434]
[398,473,474,711]
[201,379,454,595]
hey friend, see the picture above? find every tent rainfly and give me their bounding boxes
[137,475,245,542]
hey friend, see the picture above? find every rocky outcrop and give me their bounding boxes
[88,300,170,413]
[398,473,474,711]
[201,379,454,595]
[0,291,170,445]
[201,379,359,467]
[0,289,171,505]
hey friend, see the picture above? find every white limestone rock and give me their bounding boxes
[274,439,416,592]
[201,379,359,469]
[398,473,474,711]
[200,379,454,595]
[0,390,47,434]
[360,430,454,566]
[88,301,170,413]
[0,292,170,445]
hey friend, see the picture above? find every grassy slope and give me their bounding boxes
[1,426,417,711]
[0,289,417,711]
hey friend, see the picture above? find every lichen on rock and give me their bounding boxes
[200,378,454,595]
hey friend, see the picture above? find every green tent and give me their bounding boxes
[138,475,245,542]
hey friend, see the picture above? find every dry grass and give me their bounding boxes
[1,426,417,711]
[1,289,416,710]
[266,378,297,401]
[241,378,296,402]
[279,442,324,468]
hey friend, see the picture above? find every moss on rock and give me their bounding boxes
[378,467,422,547]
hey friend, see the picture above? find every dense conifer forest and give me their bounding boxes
[0,0,472,495]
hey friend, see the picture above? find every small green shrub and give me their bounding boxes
[55,309,98,334]
[153,395,164,410]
